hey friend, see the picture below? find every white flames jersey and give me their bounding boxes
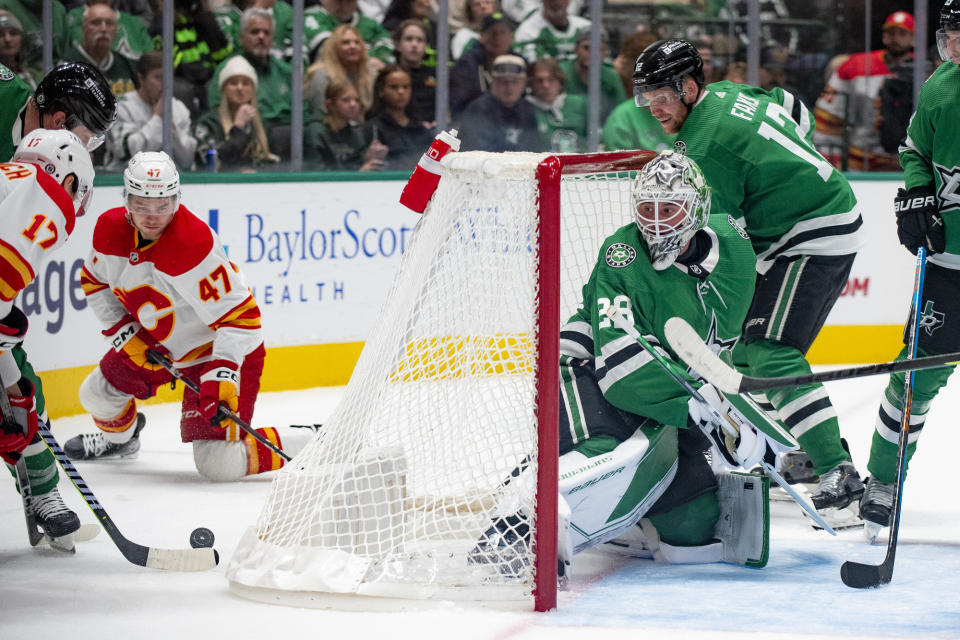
[80,204,262,367]
[0,161,77,318]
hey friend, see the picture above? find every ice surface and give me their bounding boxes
[1,376,958,639]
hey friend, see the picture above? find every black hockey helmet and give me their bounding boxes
[34,61,118,149]
[632,39,704,107]
[943,0,960,31]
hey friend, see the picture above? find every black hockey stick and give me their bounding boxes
[146,350,292,462]
[0,384,45,546]
[840,247,928,588]
[37,420,219,570]
[664,315,960,395]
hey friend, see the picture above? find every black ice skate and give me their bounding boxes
[811,460,864,510]
[859,476,895,527]
[64,413,146,461]
[467,514,531,577]
[32,487,80,550]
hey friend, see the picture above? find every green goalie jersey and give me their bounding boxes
[560,214,757,431]
[900,61,960,270]
[676,81,863,272]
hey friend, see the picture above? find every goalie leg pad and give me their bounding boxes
[714,471,770,567]
[559,425,677,555]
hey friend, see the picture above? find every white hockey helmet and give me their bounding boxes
[123,151,180,213]
[632,150,711,270]
[12,128,95,216]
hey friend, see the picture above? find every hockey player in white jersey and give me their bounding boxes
[470,151,792,578]
[0,129,95,547]
[65,152,310,481]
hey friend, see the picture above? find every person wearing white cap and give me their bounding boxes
[194,53,279,170]
[105,51,198,172]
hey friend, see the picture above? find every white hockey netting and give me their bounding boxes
[227,150,653,609]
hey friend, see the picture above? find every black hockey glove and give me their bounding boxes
[0,306,28,351]
[894,187,945,255]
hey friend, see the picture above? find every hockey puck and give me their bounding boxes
[189,527,215,549]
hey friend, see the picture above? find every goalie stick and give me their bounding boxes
[840,246,928,589]
[604,307,837,534]
[37,421,219,571]
[146,350,292,463]
[664,316,960,395]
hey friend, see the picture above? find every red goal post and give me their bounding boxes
[227,149,656,612]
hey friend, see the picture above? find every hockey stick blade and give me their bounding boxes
[38,423,219,571]
[146,350,293,462]
[665,317,960,394]
[840,557,892,588]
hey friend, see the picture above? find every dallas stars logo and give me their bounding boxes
[919,300,945,336]
[605,243,637,268]
[934,163,960,212]
[686,312,739,380]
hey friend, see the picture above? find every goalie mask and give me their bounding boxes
[13,129,95,217]
[632,150,711,270]
[123,151,180,215]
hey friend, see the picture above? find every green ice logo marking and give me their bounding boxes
[920,300,945,336]
[605,243,636,268]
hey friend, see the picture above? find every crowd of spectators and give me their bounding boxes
[0,0,939,173]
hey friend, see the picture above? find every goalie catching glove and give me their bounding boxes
[0,379,38,465]
[104,315,169,371]
[688,383,795,470]
[894,186,944,255]
[199,360,239,429]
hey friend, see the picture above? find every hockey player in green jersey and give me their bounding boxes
[858,0,960,532]
[470,151,792,577]
[633,39,866,515]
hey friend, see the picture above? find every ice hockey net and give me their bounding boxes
[227,150,655,611]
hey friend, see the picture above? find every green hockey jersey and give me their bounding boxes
[676,81,863,272]
[560,214,757,433]
[900,61,960,270]
[0,64,32,161]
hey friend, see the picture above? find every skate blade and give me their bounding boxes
[806,504,864,531]
[863,522,886,544]
[37,524,101,551]
[770,483,813,502]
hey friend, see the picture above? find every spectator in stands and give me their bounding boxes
[1,0,70,65]
[392,19,435,125]
[304,0,393,64]
[723,61,747,84]
[214,0,295,61]
[209,7,293,156]
[601,31,674,153]
[0,10,40,88]
[449,12,517,121]
[305,78,388,171]
[105,50,196,172]
[560,27,624,121]
[194,54,279,171]
[514,0,588,62]
[813,11,918,171]
[451,0,498,60]
[67,0,154,60]
[527,57,586,151]
[305,24,380,120]
[164,0,233,117]
[365,65,434,169]
[500,0,581,25]
[459,54,542,152]
[62,2,138,96]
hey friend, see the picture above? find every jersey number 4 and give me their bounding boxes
[757,103,833,181]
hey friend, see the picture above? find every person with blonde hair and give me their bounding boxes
[305,24,383,120]
[193,55,279,171]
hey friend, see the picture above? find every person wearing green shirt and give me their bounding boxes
[634,39,866,515]
[513,0,588,62]
[304,0,393,64]
[602,98,675,153]
[858,0,960,533]
[559,29,625,122]
[0,0,69,64]
[527,57,586,152]
[61,3,138,98]
[214,0,294,61]
[67,1,154,60]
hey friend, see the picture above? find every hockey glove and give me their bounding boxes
[104,315,168,371]
[895,187,945,255]
[688,383,791,471]
[0,306,28,351]
[0,380,38,465]
[199,360,239,429]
